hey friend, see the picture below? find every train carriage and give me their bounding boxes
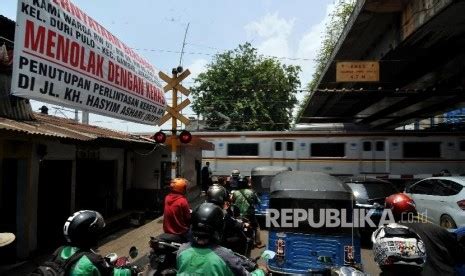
[193,130,465,179]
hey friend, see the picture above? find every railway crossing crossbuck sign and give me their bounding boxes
[158,69,191,126]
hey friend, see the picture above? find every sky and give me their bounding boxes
[1,0,336,133]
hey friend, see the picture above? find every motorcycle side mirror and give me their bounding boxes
[261,250,276,260]
[129,246,138,259]
[105,253,118,264]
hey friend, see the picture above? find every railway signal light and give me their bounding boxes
[178,130,192,144]
[153,131,166,143]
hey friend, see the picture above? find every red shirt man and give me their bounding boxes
[163,178,191,236]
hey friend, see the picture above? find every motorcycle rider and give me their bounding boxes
[176,202,266,275]
[163,178,191,242]
[206,184,230,209]
[231,176,260,218]
[207,184,252,256]
[373,193,465,275]
[455,227,465,274]
[31,210,132,275]
[227,169,241,192]
[231,177,261,250]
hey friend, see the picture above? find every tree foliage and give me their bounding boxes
[295,0,356,122]
[191,43,301,131]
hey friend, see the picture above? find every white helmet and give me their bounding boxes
[372,223,426,273]
[231,169,240,177]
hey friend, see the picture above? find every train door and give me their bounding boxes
[272,140,297,170]
[360,140,388,173]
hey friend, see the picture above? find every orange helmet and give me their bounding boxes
[170,178,188,194]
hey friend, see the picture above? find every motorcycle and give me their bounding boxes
[147,234,184,276]
[105,246,143,275]
[224,204,256,257]
[237,217,256,257]
[147,231,276,275]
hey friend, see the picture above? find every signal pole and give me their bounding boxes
[158,67,191,180]
[171,69,178,179]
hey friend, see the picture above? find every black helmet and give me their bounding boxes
[191,203,224,244]
[207,185,228,206]
[237,176,249,189]
[63,210,105,248]
[439,169,451,176]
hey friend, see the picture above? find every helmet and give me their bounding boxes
[170,178,188,194]
[439,169,451,176]
[385,193,417,221]
[207,185,228,206]
[372,223,426,273]
[63,210,105,248]
[191,202,224,244]
[237,176,249,189]
[231,169,240,178]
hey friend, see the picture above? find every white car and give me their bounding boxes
[405,176,465,228]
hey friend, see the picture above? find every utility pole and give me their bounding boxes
[82,110,89,124]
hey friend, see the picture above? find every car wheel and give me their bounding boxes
[440,214,457,229]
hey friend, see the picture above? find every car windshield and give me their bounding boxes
[346,182,398,204]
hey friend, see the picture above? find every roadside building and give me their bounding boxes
[0,14,211,263]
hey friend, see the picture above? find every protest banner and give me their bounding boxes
[11,0,166,125]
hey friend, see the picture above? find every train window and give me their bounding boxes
[460,141,465,151]
[311,143,345,157]
[275,142,282,151]
[286,142,294,151]
[376,141,385,151]
[403,142,441,158]
[227,143,259,156]
[363,141,371,151]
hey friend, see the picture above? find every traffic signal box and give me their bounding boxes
[153,130,192,144]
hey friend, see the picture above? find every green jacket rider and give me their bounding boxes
[231,177,260,218]
[60,210,132,276]
[176,202,265,276]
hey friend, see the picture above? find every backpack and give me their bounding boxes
[233,189,255,216]
[29,246,89,276]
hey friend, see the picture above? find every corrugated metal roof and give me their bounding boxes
[0,75,36,121]
[0,112,155,145]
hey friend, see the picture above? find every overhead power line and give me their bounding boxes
[131,47,313,61]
